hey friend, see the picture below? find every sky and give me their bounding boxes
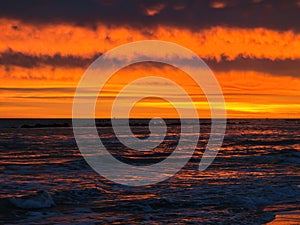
[1,0,300,118]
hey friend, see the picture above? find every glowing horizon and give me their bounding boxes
[1,4,300,118]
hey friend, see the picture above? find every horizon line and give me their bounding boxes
[0,117,299,120]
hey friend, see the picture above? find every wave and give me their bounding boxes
[0,188,104,211]
[9,190,55,209]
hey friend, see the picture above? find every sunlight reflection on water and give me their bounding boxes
[0,119,299,224]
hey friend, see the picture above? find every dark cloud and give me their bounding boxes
[0,0,300,31]
[0,50,101,68]
[1,50,299,77]
[205,56,300,77]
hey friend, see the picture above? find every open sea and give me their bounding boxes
[0,119,299,224]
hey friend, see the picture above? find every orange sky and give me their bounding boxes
[1,18,300,118]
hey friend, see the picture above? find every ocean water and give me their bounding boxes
[0,119,299,224]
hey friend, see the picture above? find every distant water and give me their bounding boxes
[0,119,299,224]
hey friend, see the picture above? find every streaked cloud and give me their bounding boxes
[1,64,299,118]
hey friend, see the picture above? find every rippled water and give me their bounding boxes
[0,119,299,224]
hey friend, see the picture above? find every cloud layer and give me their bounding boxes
[1,0,300,31]
[1,0,300,118]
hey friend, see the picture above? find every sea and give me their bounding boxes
[0,119,299,224]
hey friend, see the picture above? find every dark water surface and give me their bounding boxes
[0,119,299,224]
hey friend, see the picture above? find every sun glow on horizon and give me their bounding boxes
[0,19,299,118]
